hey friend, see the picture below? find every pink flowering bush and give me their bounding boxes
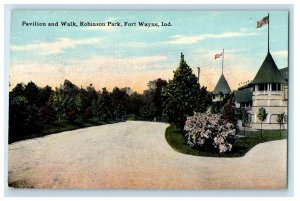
[184,112,236,153]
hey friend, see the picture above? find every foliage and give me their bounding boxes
[137,90,156,120]
[257,107,268,122]
[223,98,237,127]
[10,79,167,142]
[111,87,129,119]
[240,108,250,136]
[184,112,236,153]
[211,93,232,114]
[257,107,268,138]
[9,83,53,143]
[8,67,208,143]
[162,53,211,127]
[276,113,284,124]
[241,108,250,126]
[165,124,287,157]
[151,78,168,117]
[277,113,285,137]
[127,92,143,116]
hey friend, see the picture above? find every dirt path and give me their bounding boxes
[8,121,287,189]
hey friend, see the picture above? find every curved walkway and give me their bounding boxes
[8,121,287,189]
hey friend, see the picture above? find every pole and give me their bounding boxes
[268,13,270,53]
[222,49,224,74]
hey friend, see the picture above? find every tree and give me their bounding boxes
[276,113,285,137]
[36,85,55,124]
[9,82,42,142]
[223,98,237,127]
[91,87,113,121]
[101,88,113,120]
[257,107,268,139]
[36,85,53,108]
[24,81,39,105]
[9,95,29,142]
[50,87,67,122]
[162,53,210,128]
[77,85,97,121]
[111,87,129,119]
[51,80,81,122]
[241,108,250,136]
[138,90,156,120]
[127,92,143,118]
[151,78,168,118]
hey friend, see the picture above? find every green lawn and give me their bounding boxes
[9,118,122,144]
[165,124,287,157]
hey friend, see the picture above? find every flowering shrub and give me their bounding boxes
[184,112,236,153]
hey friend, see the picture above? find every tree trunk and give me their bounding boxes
[261,122,263,139]
[279,123,281,137]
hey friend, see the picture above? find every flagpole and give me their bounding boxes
[268,13,270,53]
[222,49,224,74]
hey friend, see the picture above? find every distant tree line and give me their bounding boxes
[9,78,168,143]
[9,53,214,143]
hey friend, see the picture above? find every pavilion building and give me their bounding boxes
[234,52,288,129]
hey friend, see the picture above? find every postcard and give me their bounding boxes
[8,10,288,189]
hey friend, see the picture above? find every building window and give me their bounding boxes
[258,83,268,91]
[271,83,281,91]
[251,114,254,123]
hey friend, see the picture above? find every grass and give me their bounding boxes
[165,124,287,157]
[9,118,122,144]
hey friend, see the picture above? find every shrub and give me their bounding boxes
[65,110,77,122]
[184,112,236,153]
[82,107,93,122]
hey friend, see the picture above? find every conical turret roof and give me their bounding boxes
[251,52,286,84]
[212,74,231,95]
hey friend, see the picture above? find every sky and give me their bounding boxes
[10,10,289,93]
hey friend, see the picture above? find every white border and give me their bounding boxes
[1,1,299,200]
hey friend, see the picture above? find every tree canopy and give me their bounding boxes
[161,53,211,127]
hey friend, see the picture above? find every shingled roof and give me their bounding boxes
[212,74,231,95]
[279,67,288,82]
[252,52,286,84]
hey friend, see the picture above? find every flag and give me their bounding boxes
[257,16,269,28]
[214,53,222,59]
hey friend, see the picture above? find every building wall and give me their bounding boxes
[249,106,287,129]
[212,94,223,102]
[248,122,287,130]
[249,86,288,130]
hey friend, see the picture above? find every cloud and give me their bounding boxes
[11,37,102,55]
[168,30,259,45]
[106,17,119,22]
[10,55,173,93]
[186,49,258,91]
[10,50,259,93]
[271,50,288,57]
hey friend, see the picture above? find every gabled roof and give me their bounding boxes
[212,74,231,95]
[252,52,286,84]
[233,90,253,103]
